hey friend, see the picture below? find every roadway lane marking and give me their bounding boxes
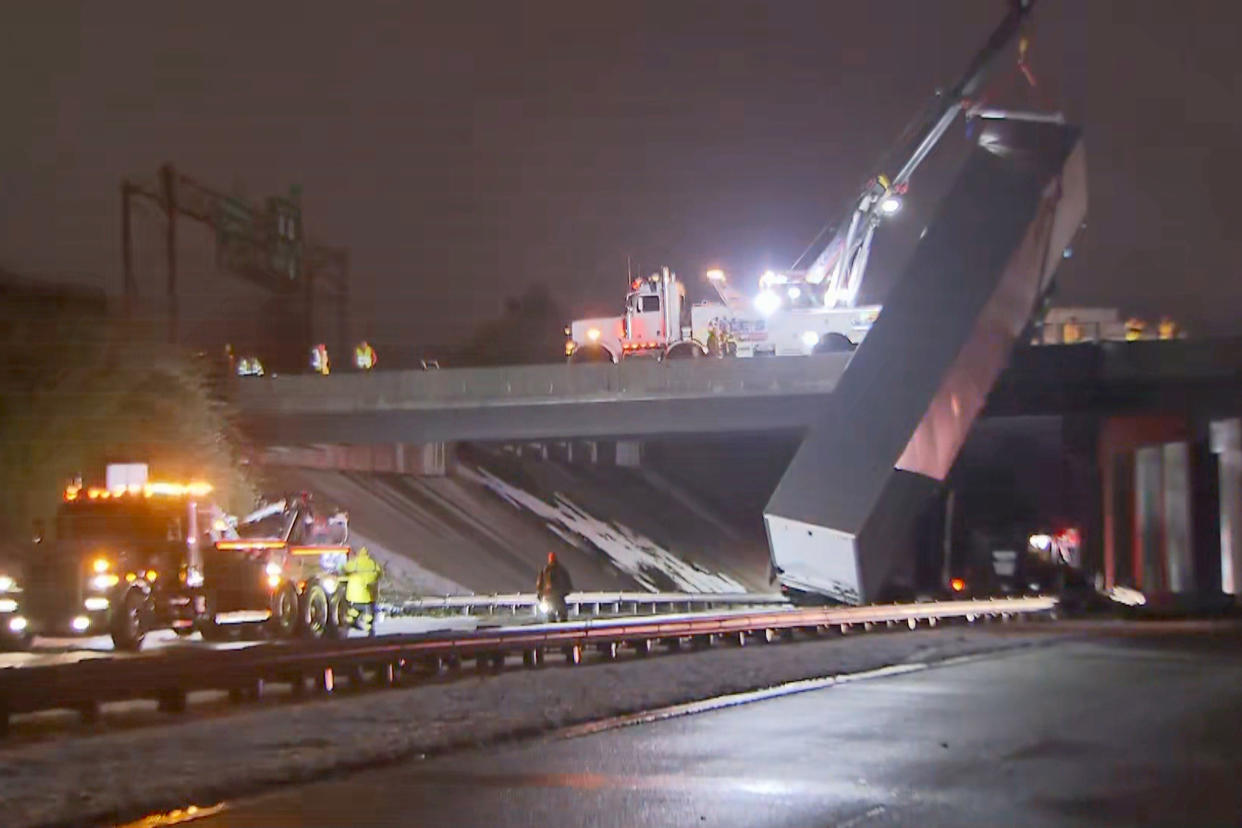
[556,662,927,741]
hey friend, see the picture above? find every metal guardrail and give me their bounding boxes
[0,596,1055,736]
[394,591,788,617]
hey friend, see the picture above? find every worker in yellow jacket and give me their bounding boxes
[344,546,383,636]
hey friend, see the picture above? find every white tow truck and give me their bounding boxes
[566,266,881,362]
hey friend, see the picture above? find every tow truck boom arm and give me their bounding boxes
[809,0,1039,306]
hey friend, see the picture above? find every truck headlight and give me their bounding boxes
[91,573,120,591]
[184,567,204,588]
[71,615,91,632]
[8,616,27,633]
[84,596,110,611]
[265,561,282,577]
[92,557,111,574]
[0,598,17,613]
[0,575,14,593]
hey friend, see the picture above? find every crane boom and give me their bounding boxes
[806,0,1039,307]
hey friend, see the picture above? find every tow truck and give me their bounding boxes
[24,468,220,651]
[199,494,353,641]
[566,267,881,362]
[568,1,1049,365]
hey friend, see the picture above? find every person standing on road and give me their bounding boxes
[536,551,573,622]
[344,546,383,636]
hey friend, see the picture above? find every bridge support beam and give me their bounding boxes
[765,122,1087,603]
[259,442,450,476]
[1212,419,1242,595]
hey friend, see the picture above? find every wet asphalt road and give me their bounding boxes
[189,631,1242,827]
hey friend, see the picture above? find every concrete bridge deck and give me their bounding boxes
[234,339,1242,446]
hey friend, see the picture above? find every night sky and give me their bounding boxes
[2,1,1239,351]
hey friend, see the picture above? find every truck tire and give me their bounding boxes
[813,332,855,353]
[110,589,147,652]
[569,343,616,364]
[299,583,330,639]
[663,341,706,360]
[325,592,351,640]
[267,582,299,639]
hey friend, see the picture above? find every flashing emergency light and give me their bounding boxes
[67,481,213,502]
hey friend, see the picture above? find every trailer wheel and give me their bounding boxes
[110,589,146,652]
[325,592,351,640]
[267,582,299,639]
[299,583,330,639]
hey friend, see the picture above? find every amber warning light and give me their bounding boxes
[65,481,214,502]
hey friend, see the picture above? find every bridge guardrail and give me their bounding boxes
[0,596,1055,735]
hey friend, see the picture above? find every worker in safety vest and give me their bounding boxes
[310,343,331,375]
[1124,318,1146,342]
[354,340,377,371]
[1157,317,1178,340]
[344,546,383,636]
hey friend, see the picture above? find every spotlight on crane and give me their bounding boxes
[754,289,781,317]
[880,195,902,215]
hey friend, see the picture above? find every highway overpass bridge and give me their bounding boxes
[236,338,1242,446]
[233,121,1240,608]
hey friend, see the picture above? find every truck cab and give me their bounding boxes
[25,481,210,650]
[568,269,696,362]
[200,495,352,641]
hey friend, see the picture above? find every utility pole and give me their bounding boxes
[160,163,179,344]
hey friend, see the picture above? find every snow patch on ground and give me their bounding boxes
[462,465,745,593]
